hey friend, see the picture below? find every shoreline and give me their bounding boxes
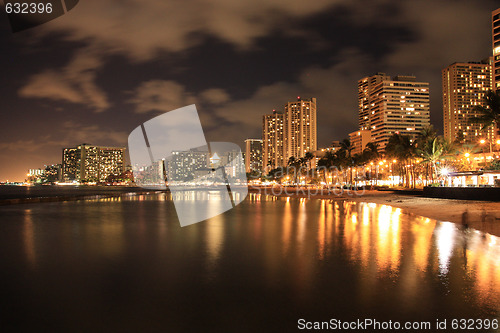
[248,187,500,237]
[1,185,499,237]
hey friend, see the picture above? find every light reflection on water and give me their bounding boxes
[0,192,499,331]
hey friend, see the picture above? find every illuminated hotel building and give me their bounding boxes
[262,110,284,171]
[283,97,317,163]
[348,130,371,155]
[358,73,387,131]
[244,139,263,172]
[442,61,493,143]
[166,148,208,181]
[493,8,500,91]
[358,74,430,151]
[62,144,125,182]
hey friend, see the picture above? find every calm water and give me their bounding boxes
[0,193,499,332]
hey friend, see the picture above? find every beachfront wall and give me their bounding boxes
[423,186,500,201]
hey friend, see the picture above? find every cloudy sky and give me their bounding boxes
[0,0,498,181]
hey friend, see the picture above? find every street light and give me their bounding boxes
[479,138,492,154]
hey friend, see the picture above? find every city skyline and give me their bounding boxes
[1,1,499,181]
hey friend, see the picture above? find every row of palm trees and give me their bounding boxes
[311,125,454,188]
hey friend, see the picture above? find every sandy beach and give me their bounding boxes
[249,187,500,237]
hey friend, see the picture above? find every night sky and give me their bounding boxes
[0,0,498,181]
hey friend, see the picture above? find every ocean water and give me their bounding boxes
[0,192,499,332]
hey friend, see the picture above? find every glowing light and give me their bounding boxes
[464,152,470,158]
[440,167,450,176]
[436,223,456,275]
[480,139,486,144]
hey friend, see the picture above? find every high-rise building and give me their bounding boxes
[62,144,125,182]
[166,147,209,181]
[244,139,263,173]
[163,147,245,181]
[493,8,500,91]
[442,61,493,143]
[358,74,430,151]
[44,164,62,182]
[262,110,284,171]
[283,97,317,163]
[358,73,388,131]
[262,97,318,172]
[349,130,372,155]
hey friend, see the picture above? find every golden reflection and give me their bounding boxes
[359,203,371,268]
[282,197,292,254]
[23,209,36,268]
[376,205,392,271]
[464,232,500,309]
[389,208,401,272]
[296,199,307,244]
[253,194,263,242]
[205,215,225,272]
[318,200,326,259]
[411,216,436,273]
[435,223,456,275]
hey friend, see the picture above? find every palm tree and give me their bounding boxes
[287,157,298,184]
[361,142,379,185]
[361,142,379,163]
[415,125,437,184]
[303,151,314,183]
[417,125,437,142]
[470,90,500,133]
[415,125,455,185]
[420,137,444,182]
[386,134,415,187]
[317,151,336,185]
[339,139,354,186]
[304,151,314,170]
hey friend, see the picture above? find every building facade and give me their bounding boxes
[262,111,284,171]
[166,148,209,181]
[262,97,318,172]
[244,139,263,173]
[283,97,317,163]
[442,61,493,143]
[358,73,388,131]
[358,74,430,151]
[164,147,245,182]
[349,130,372,155]
[62,144,125,182]
[493,8,500,91]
